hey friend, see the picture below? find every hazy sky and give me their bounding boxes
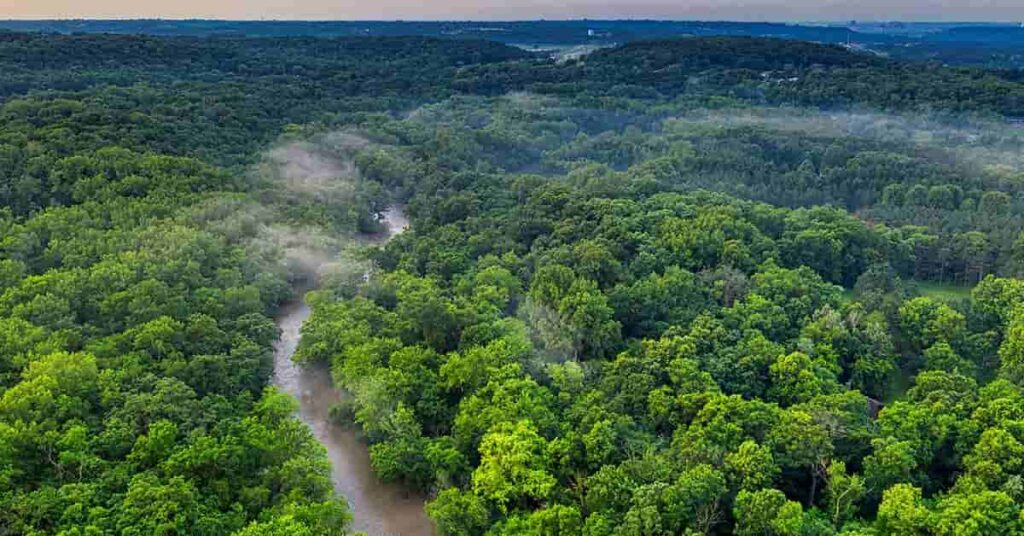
[3,0,1023,22]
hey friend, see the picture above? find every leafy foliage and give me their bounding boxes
[6,29,1024,535]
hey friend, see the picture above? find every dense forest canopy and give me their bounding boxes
[3,20,1024,69]
[3,30,1024,535]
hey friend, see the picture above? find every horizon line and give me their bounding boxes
[0,17,1020,24]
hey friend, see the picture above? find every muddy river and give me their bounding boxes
[271,207,432,536]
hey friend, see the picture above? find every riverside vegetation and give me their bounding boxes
[3,31,1024,535]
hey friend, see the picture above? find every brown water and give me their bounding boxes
[272,207,433,536]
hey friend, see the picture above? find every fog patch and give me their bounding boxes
[666,107,1024,174]
[262,224,338,279]
[264,143,355,202]
[402,92,560,125]
[245,130,384,286]
[520,297,580,364]
[504,91,554,110]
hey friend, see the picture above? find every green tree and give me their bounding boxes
[471,420,556,513]
[875,484,930,536]
[823,461,865,529]
[734,488,802,536]
[427,488,491,536]
[898,297,966,352]
[725,440,780,492]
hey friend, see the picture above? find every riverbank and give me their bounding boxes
[271,207,432,536]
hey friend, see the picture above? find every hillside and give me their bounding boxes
[2,34,1024,535]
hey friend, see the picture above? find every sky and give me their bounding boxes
[2,0,1023,22]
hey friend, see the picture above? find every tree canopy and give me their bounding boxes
[4,30,1024,535]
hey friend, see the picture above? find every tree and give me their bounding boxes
[767,409,833,504]
[934,481,1020,536]
[610,266,708,339]
[453,375,557,452]
[427,488,491,536]
[979,191,1011,216]
[863,438,918,499]
[875,484,930,536]
[924,342,975,377]
[962,428,1024,488]
[898,297,966,352]
[114,474,204,536]
[998,314,1024,385]
[393,272,460,352]
[733,488,801,536]
[471,420,556,513]
[725,440,781,492]
[488,504,583,536]
[441,331,532,393]
[527,270,622,361]
[664,464,728,534]
[368,405,434,489]
[768,352,832,406]
[823,461,865,529]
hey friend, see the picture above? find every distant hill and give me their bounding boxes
[0,19,881,44]
[3,19,1024,68]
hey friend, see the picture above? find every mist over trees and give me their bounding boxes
[2,31,1024,535]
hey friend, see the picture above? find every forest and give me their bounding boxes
[2,30,1024,535]
[4,20,1024,69]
